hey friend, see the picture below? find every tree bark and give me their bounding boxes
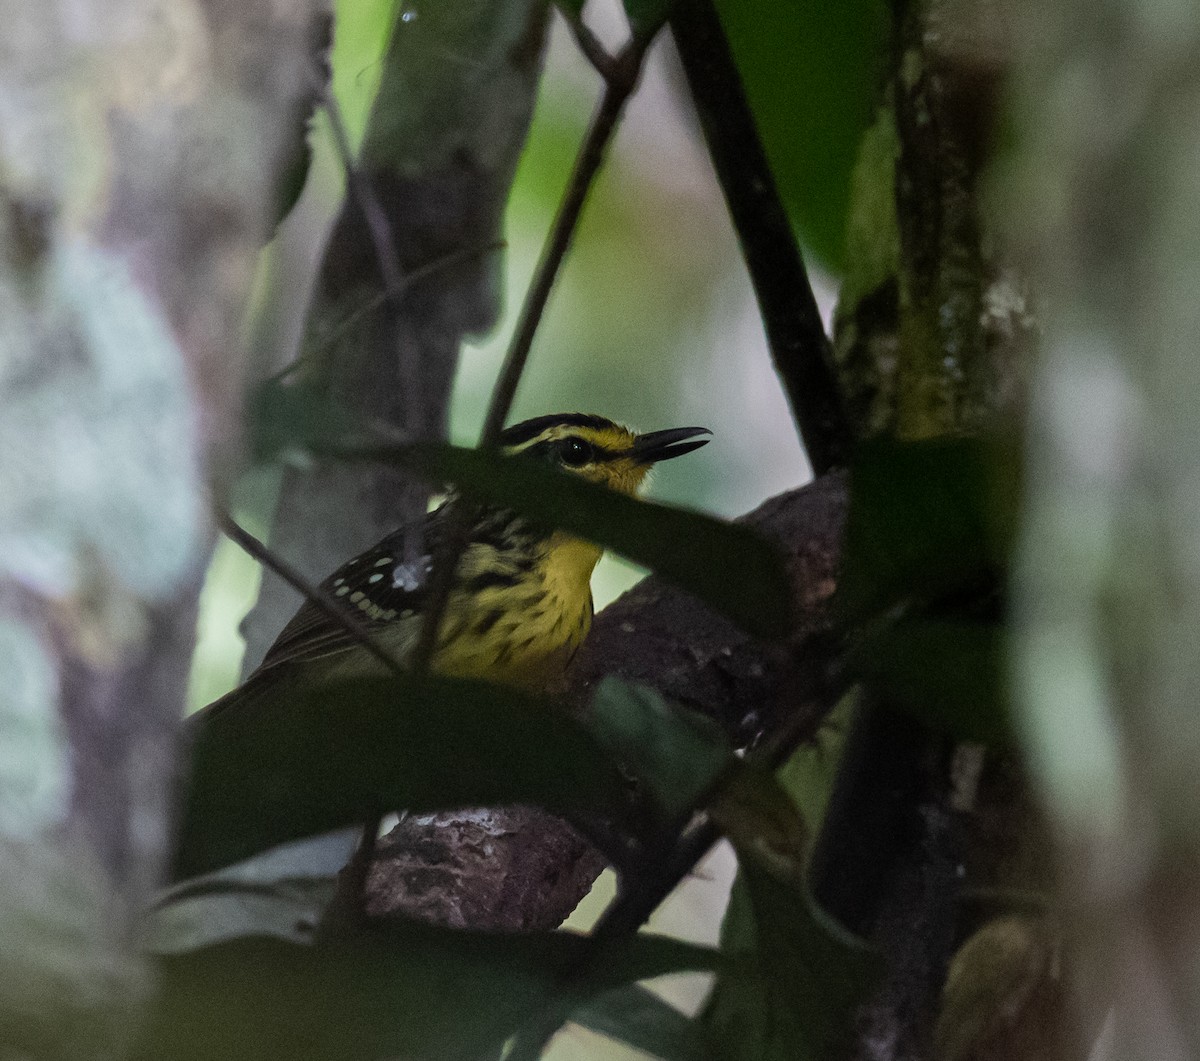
[0,1,329,1055]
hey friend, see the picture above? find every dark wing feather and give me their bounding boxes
[254,507,453,673]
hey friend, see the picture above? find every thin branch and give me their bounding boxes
[409,33,651,677]
[669,0,853,474]
[315,809,384,941]
[322,89,404,294]
[217,512,406,679]
[565,13,620,81]
[479,37,645,445]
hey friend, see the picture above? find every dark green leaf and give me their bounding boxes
[838,436,1019,621]
[386,441,791,639]
[703,744,880,1060]
[250,379,361,462]
[708,764,809,882]
[624,0,675,36]
[573,984,707,1061]
[174,672,634,879]
[137,924,721,1061]
[703,869,878,1061]
[711,0,889,272]
[850,618,1009,744]
[589,678,731,820]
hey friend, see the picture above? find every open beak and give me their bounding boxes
[631,426,712,464]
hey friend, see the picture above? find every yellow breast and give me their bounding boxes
[429,531,601,692]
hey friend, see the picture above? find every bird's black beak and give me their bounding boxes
[631,426,712,464]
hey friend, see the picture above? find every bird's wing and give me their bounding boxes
[254,509,451,674]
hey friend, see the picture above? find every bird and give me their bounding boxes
[206,413,711,715]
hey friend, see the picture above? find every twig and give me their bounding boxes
[219,514,406,929]
[410,33,651,677]
[217,512,406,680]
[322,89,404,295]
[669,0,853,474]
[315,809,384,941]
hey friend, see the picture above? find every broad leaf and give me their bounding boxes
[588,678,731,821]
[153,829,360,951]
[711,0,889,272]
[392,441,792,639]
[136,924,721,1061]
[572,983,707,1061]
[174,672,634,879]
[838,436,1019,622]
[849,617,1009,744]
[702,744,880,1060]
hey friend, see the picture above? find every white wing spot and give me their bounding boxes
[374,556,393,568]
[382,609,397,620]
[333,577,345,587]
[368,573,383,584]
[335,585,350,597]
[350,591,365,603]
[393,556,433,592]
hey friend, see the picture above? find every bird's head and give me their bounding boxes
[497,413,711,496]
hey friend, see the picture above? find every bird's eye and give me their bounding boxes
[559,437,593,467]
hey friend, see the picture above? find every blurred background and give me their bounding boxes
[185,2,834,1053]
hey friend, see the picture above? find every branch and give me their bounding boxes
[669,0,853,475]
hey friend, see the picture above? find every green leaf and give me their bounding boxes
[136,924,721,1061]
[849,618,1009,745]
[624,0,675,36]
[838,436,1019,622]
[250,379,362,462]
[376,441,792,639]
[588,678,731,820]
[174,672,635,880]
[572,984,707,1061]
[703,872,878,1061]
[711,0,889,272]
[702,745,880,1060]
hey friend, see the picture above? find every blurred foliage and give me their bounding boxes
[572,983,708,1061]
[588,679,732,819]
[838,437,1018,623]
[837,438,1019,745]
[177,672,636,879]
[137,925,720,1061]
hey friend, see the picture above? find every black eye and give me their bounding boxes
[559,437,593,467]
